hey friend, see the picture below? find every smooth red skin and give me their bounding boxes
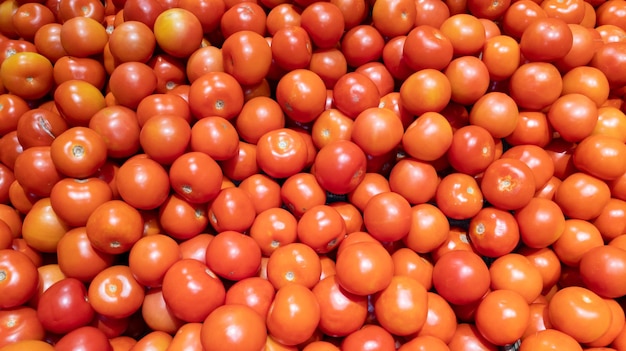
[54,326,113,351]
[37,278,95,334]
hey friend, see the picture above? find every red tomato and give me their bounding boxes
[335,241,394,296]
[432,250,491,306]
[469,207,520,258]
[161,259,226,323]
[0,306,45,347]
[206,230,262,281]
[374,275,428,336]
[153,8,203,58]
[313,140,367,195]
[222,30,272,85]
[266,283,320,346]
[116,156,170,210]
[36,278,94,334]
[475,289,530,346]
[435,173,484,220]
[200,304,267,351]
[480,158,536,211]
[86,200,143,255]
[87,265,144,320]
[580,245,626,298]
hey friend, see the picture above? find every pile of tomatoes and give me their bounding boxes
[1,0,626,349]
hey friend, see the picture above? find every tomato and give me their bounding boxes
[468,207,519,258]
[519,329,583,351]
[139,115,190,165]
[55,326,112,351]
[374,275,428,336]
[49,127,107,178]
[207,187,256,233]
[313,140,367,195]
[162,259,226,323]
[401,112,453,163]
[335,241,393,296]
[141,288,184,334]
[435,172,484,220]
[266,283,320,346]
[445,56,490,106]
[128,234,180,288]
[590,42,626,90]
[256,128,308,179]
[13,146,63,198]
[480,158,536,211]
[219,2,266,38]
[16,108,67,149]
[153,8,203,58]
[555,172,611,220]
[594,198,626,241]
[400,68,451,116]
[224,276,275,320]
[296,205,345,254]
[402,204,449,255]
[432,250,490,306]
[116,157,170,210]
[167,322,202,351]
[489,253,543,304]
[108,62,158,109]
[448,323,497,351]
[446,125,496,176]
[266,242,321,290]
[475,289,530,346]
[548,286,612,343]
[300,2,344,49]
[222,30,271,85]
[88,106,141,159]
[220,141,260,181]
[0,52,53,101]
[0,306,45,347]
[249,207,298,256]
[36,277,94,334]
[312,274,368,337]
[206,230,262,281]
[271,26,312,71]
[188,71,244,120]
[440,14,486,56]
[509,62,563,111]
[0,249,39,309]
[580,245,626,298]
[51,177,113,230]
[362,191,411,243]
[57,227,115,283]
[520,17,573,62]
[86,200,143,255]
[200,304,267,351]
[340,25,385,68]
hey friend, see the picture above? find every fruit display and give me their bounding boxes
[0,0,626,350]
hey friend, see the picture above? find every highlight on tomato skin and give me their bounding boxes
[1,0,626,349]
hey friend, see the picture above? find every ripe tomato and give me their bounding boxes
[57,225,112,280]
[206,230,262,281]
[448,323,498,351]
[400,68,451,116]
[363,191,412,242]
[139,115,191,165]
[580,245,626,298]
[0,249,38,309]
[275,69,326,124]
[128,234,181,288]
[266,283,320,346]
[296,205,346,254]
[153,8,203,58]
[549,286,612,343]
[335,241,393,296]
[87,265,144,320]
[520,17,573,62]
[161,259,226,323]
[519,328,583,351]
[403,203,449,254]
[432,250,490,306]
[439,13,486,55]
[403,25,453,71]
[168,152,223,205]
[36,277,94,334]
[435,173,484,220]
[312,274,368,337]
[469,207,519,258]
[509,62,563,111]
[108,62,158,109]
[475,289,530,346]
[13,146,63,198]
[48,177,110,228]
[0,306,45,347]
[480,158,536,211]
[266,242,321,290]
[249,207,298,256]
[446,125,496,175]
[116,157,170,210]
[189,72,245,121]
[332,72,381,120]
[0,52,53,100]
[374,275,428,336]
[224,276,275,320]
[207,187,256,233]
[222,30,271,85]
[85,200,143,255]
[313,140,367,195]
[16,108,67,149]
[555,172,611,220]
[445,56,490,106]
[49,126,107,178]
[88,105,141,159]
[200,304,267,351]
[490,254,543,305]
[20,197,69,253]
[256,128,308,179]
[54,326,112,351]
[402,112,453,162]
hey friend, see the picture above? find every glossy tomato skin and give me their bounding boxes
[54,326,113,351]
[0,306,45,347]
[200,304,267,351]
[36,277,94,334]
[313,140,367,195]
[580,245,626,298]
[0,249,39,309]
[432,250,491,306]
